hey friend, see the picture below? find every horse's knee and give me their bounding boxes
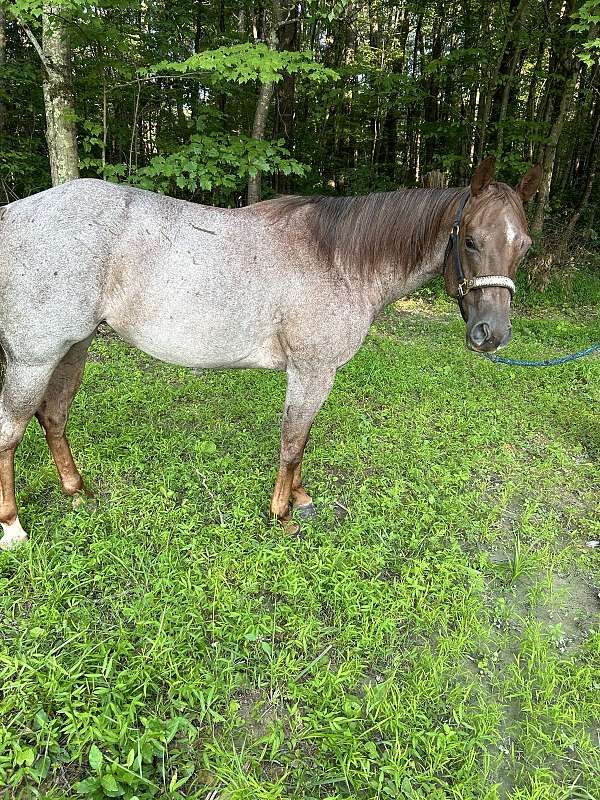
[280,443,303,470]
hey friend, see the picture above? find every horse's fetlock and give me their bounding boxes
[63,476,84,496]
[0,501,18,526]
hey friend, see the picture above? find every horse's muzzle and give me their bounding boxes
[467,322,512,353]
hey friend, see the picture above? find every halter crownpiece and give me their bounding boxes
[446,190,516,303]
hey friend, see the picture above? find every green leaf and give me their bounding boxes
[88,744,104,772]
[261,640,273,656]
[32,755,51,780]
[75,777,101,795]
[18,747,36,767]
[101,774,124,796]
[33,708,48,729]
[197,440,217,454]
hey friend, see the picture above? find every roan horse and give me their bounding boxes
[0,156,541,549]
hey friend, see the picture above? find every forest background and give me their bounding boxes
[1,0,600,289]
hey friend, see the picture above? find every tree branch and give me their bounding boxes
[12,16,51,75]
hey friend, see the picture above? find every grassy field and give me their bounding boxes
[1,296,600,800]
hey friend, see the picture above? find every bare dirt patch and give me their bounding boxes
[233,687,291,742]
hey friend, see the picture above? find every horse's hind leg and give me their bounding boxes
[0,359,63,549]
[35,338,92,499]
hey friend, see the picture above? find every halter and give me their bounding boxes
[445,190,516,319]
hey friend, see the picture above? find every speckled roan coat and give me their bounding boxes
[0,159,541,548]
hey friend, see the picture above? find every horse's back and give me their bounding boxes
[0,179,130,275]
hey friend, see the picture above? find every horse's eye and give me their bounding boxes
[465,237,477,251]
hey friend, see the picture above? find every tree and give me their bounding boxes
[8,1,79,184]
[0,0,598,292]
[41,4,80,184]
[247,0,280,205]
[0,5,6,137]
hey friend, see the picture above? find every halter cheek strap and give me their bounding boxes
[444,190,516,309]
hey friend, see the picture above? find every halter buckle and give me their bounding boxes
[457,278,473,298]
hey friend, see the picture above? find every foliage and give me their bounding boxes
[1,0,598,242]
[571,0,600,64]
[143,42,339,85]
[82,131,306,201]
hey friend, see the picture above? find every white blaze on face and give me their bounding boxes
[0,517,28,550]
[505,219,518,245]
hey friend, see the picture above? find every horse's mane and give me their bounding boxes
[259,183,526,278]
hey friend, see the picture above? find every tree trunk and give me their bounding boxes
[275,5,299,193]
[190,0,202,120]
[42,5,79,185]
[524,37,545,160]
[531,75,574,235]
[378,7,408,183]
[247,81,275,204]
[560,112,600,245]
[247,0,280,204]
[422,10,443,172]
[477,0,529,160]
[495,44,523,155]
[0,6,6,136]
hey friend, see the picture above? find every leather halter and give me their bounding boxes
[445,190,516,321]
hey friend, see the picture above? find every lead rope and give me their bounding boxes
[482,342,600,367]
[482,339,600,550]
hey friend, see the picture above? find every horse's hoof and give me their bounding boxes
[0,519,28,551]
[294,502,317,520]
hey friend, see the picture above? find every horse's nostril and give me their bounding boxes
[470,322,490,346]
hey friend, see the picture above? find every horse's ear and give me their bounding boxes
[515,163,543,202]
[470,156,496,196]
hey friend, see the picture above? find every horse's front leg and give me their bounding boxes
[270,367,335,528]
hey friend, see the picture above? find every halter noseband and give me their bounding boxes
[445,191,516,317]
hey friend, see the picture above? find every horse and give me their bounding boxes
[0,156,541,549]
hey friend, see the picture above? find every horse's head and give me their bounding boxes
[444,157,542,353]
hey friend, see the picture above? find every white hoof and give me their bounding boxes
[0,518,28,550]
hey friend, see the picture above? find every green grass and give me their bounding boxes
[1,300,600,799]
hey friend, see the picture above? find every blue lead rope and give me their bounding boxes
[483,342,600,367]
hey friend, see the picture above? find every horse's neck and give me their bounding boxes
[373,229,448,309]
